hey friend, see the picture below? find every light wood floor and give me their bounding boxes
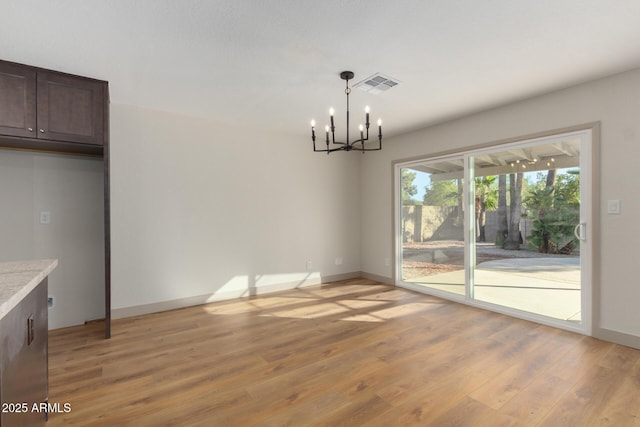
[48,278,640,426]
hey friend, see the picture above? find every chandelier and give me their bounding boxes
[310,71,382,154]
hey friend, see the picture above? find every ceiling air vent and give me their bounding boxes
[354,73,399,94]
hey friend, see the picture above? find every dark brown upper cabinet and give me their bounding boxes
[0,60,108,154]
[37,71,105,145]
[0,61,37,138]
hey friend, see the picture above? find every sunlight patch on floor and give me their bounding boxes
[260,299,390,320]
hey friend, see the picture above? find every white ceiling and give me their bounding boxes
[3,1,640,139]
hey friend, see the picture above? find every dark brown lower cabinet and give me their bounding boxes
[0,279,48,426]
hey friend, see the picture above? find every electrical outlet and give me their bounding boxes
[40,211,51,224]
[384,258,391,266]
[47,296,54,308]
[335,257,343,265]
[306,260,312,271]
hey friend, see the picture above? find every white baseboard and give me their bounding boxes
[593,327,640,350]
[360,271,393,285]
[321,271,362,283]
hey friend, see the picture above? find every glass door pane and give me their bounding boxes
[470,138,582,322]
[400,158,466,296]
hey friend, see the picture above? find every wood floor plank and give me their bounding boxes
[366,369,492,426]
[45,278,640,425]
[536,364,630,426]
[496,374,573,425]
[468,327,575,410]
[428,395,499,427]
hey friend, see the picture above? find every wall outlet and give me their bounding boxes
[306,260,312,271]
[335,257,343,265]
[40,211,51,224]
[47,296,55,308]
[384,258,391,266]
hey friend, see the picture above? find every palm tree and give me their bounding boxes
[495,175,508,247]
[523,169,580,254]
[504,172,524,250]
[523,186,556,252]
[474,176,497,242]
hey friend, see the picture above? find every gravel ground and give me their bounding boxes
[402,240,578,279]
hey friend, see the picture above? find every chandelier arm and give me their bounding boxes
[352,134,382,151]
[314,146,351,153]
[314,146,338,153]
[353,144,382,152]
[329,146,348,153]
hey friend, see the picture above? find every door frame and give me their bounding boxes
[392,123,599,335]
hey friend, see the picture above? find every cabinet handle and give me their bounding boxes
[39,129,45,133]
[28,127,34,132]
[27,314,35,345]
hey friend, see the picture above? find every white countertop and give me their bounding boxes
[0,259,58,321]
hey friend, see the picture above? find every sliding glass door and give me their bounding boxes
[395,129,592,333]
[400,158,466,296]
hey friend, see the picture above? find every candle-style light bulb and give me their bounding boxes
[329,108,335,116]
[365,106,370,127]
[311,120,316,141]
[359,124,364,140]
[377,119,382,139]
[311,119,315,127]
[325,125,330,144]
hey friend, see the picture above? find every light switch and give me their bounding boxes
[607,200,620,215]
[40,211,51,224]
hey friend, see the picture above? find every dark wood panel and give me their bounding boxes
[37,72,105,146]
[103,87,111,339]
[0,137,103,157]
[0,61,37,138]
[0,279,48,426]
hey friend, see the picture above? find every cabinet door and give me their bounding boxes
[0,62,37,138]
[0,279,48,426]
[37,72,104,145]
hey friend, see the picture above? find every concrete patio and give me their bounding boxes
[405,256,581,321]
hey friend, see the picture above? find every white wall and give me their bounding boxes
[361,68,640,345]
[110,104,361,314]
[0,150,105,329]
